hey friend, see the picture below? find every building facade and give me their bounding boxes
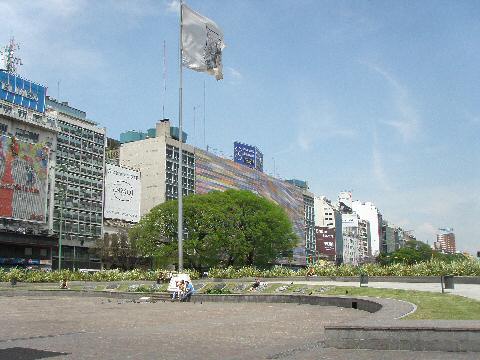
[352,201,381,257]
[0,70,59,270]
[47,97,106,269]
[119,120,195,216]
[195,148,308,266]
[434,228,456,254]
[314,196,343,263]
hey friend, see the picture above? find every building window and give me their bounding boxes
[25,248,32,256]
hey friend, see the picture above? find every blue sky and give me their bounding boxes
[2,0,479,254]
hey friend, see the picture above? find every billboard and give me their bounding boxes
[104,164,141,222]
[0,70,46,113]
[234,141,263,172]
[315,227,336,258]
[0,135,50,222]
[196,150,305,264]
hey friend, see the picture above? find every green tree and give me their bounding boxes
[378,239,449,265]
[129,189,298,269]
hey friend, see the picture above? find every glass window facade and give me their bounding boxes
[53,118,105,246]
[165,144,195,201]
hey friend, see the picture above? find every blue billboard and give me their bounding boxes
[234,141,263,172]
[0,70,46,113]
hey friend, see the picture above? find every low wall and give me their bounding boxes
[325,324,480,352]
[193,294,382,313]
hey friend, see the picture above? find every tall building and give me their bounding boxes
[342,213,360,265]
[119,119,195,216]
[47,96,106,269]
[0,70,58,270]
[434,228,456,254]
[352,201,381,257]
[314,196,343,263]
[338,191,352,213]
[196,148,309,265]
[303,192,315,263]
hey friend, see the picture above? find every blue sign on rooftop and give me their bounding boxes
[0,70,46,113]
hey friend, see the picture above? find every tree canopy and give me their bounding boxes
[129,189,298,269]
[377,239,466,265]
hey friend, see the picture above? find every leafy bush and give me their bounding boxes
[207,259,480,278]
[0,268,199,283]
[205,287,232,294]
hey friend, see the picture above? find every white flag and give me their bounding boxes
[182,5,225,80]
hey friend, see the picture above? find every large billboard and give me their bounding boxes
[0,135,50,222]
[196,150,305,264]
[234,141,263,172]
[315,226,336,258]
[0,70,46,113]
[104,164,141,222]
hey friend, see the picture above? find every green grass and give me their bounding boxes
[323,286,480,320]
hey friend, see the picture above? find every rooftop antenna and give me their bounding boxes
[1,37,22,74]
[162,40,167,119]
[57,80,61,100]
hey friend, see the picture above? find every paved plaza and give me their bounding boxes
[0,295,478,359]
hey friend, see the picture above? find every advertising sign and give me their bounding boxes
[0,70,46,113]
[315,227,336,257]
[104,164,141,222]
[0,135,49,222]
[234,141,263,172]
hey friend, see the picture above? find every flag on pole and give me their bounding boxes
[182,5,225,80]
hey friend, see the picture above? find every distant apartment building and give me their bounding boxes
[342,213,360,265]
[119,120,195,216]
[338,191,353,213]
[314,196,343,263]
[352,201,381,257]
[47,96,106,269]
[381,220,407,254]
[434,228,456,254]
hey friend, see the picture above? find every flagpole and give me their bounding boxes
[177,0,184,272]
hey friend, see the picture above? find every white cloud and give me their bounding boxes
[366,63,421,142]
[226,66,242,84]
[372,145,392,192]
[165,0,180,14]
[375,184,480,253]
[293,100,356,151]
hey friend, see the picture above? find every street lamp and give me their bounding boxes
[56,164,68,271]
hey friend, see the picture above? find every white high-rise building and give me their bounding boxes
[352,201,381,257]
[314,196,336,228]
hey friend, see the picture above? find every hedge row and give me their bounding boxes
[1,259,478,283]
[208,259,480,278]
[0,268,199,283]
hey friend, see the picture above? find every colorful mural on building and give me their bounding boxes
[0,135,49,222]
[195,150,306,265]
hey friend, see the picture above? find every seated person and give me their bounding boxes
[249,278,261,291]
[181,280,194,302]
